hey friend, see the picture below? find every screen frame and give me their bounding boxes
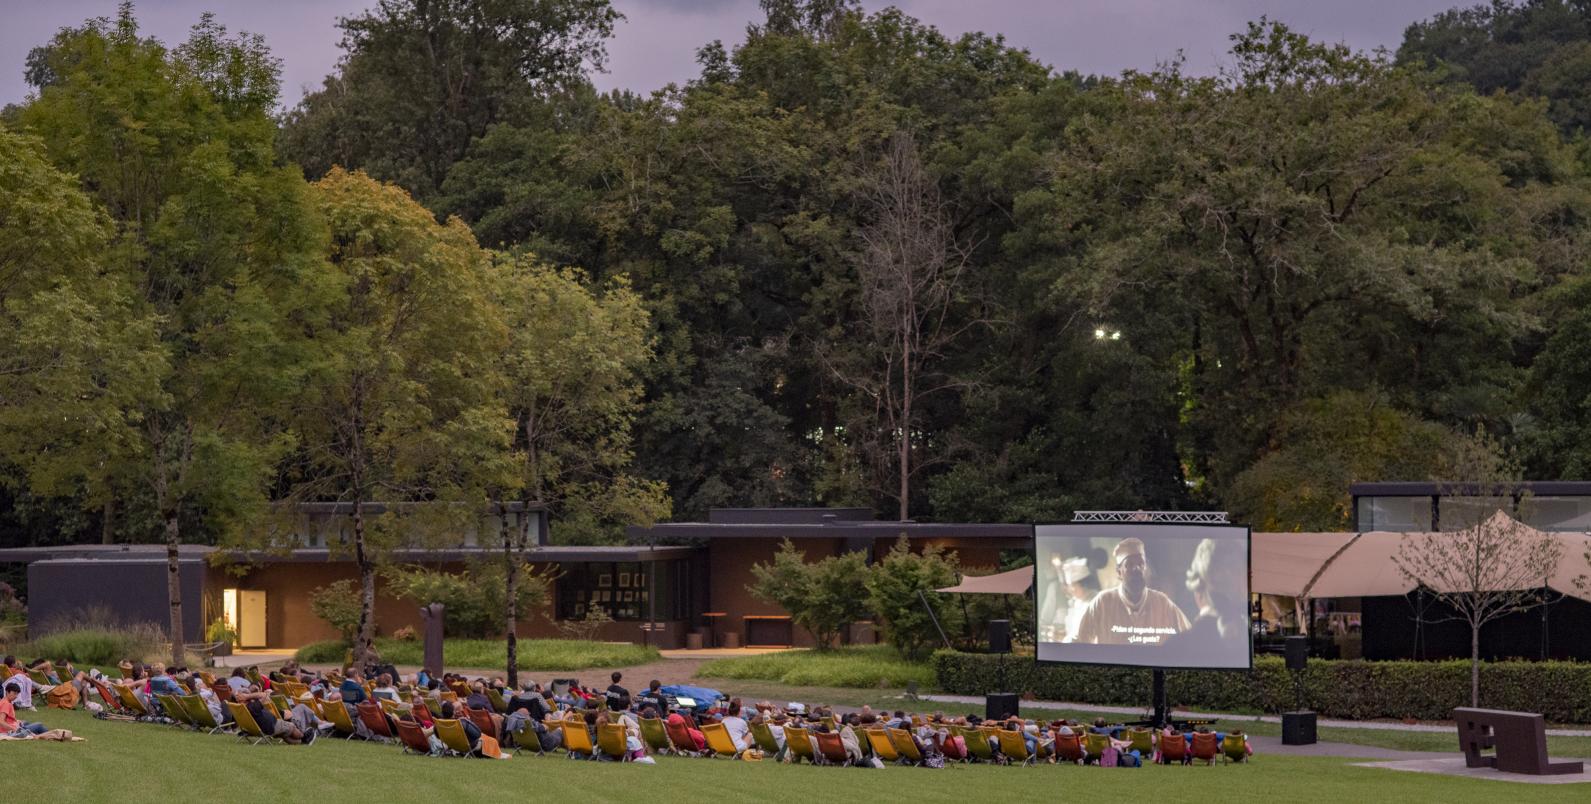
[1031,521,1253,671]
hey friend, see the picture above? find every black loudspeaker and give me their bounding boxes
[1282,711,1317,745]
[1285,635,1309,671]
[986,692,1019,720]
[988,619,1012,654]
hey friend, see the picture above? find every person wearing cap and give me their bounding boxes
[1072,538,1190,645]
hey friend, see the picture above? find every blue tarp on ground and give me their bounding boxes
[660,684,725,706]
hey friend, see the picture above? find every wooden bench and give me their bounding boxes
[1454,707,1583,776]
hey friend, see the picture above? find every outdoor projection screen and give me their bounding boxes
[1034,523,1252,669]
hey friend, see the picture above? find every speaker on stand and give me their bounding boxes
[984,619,1018,720]
[1282,635,1317,745]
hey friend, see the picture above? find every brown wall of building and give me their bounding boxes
[706,537,856,648]
[227,560,687,650]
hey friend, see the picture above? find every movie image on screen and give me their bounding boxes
[1034,523,1251,670]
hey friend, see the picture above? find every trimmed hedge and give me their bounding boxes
[931,651,1591,724]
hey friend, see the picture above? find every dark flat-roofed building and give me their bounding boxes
[1,504,1033,651]
[1352,481,1591,532]
[628,507,1033,648]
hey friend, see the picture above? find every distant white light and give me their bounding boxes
[1093,328,1106,339]
[1110,331,1121,341]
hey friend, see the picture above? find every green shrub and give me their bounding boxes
[867,537,961,661]
[699,645,936,689]
[16,623,170,667]
[931,651,1591,723]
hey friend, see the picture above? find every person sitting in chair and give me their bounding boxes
[236,687,314,745]
[2,682,48,736]
[440,701,482,752]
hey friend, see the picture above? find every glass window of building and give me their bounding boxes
[1355,496,1433,532]
[1438,496,1512,531]
[1519,496,1591,531]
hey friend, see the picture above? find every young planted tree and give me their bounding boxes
[826,131,977,520]
[488,257,663,683]
[748,539,871,649]
[1394,510,1563,707]
[866,536,960,660]
[283,168,508,667]
[18,9,326,663]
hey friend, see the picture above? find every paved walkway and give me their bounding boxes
[915,694,1591,738]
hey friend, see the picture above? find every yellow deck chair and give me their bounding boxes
[952,725,995,762]
[749,721,783,758]
[485,687,510,714]
[226,701,273,745]
[866,728,900,762]
[158,694,192,726]
[888,727,925,766]
[321,699,359,738]
[640,717,672,755]
[1084,732,1110,763]
[424,697,445,718]
[434,718,480,757]
[597,723,631,761]
[997,729,1035,766]
[115,684,151,717]
[562,718,596,758]
[784,725,816,764]
[180,695,228,734]
[1128,727,1155,757]
[379,698,405,716]
[702,721,741,758]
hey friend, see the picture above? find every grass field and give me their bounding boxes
[697,645,935,688]
[293,638,661,671]
[11,708,1587,803]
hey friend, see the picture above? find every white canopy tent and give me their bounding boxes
[1252,513,1591,632]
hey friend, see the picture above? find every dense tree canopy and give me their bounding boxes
[6,0,1591,578]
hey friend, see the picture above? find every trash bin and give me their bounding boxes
[722,631,740,649]
[686,632,704,650]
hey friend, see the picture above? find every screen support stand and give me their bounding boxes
[1152,669,1168,728]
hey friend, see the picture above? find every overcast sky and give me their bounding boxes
[1,0,1466,109]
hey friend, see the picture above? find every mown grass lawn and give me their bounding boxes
[12,709,1587,803]
[697,644,936,688]
[294,637,660,671]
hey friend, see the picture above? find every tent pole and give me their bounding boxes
[918,588,952,651]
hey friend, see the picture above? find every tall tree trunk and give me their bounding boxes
[1471,622,1481,708]
[164,509,184,666]
[101,498,115,545]
[502,503,519,688]
[352,499,377,669]
[898,328,912,522]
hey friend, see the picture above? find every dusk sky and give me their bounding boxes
[2,0,1466,110]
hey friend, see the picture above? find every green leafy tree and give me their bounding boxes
[384,562,552,638]
[281,0,621,200]
[1399,0,1591,135]
[747,539,870,649]
[1034,20,1585,496]
[279,167,509,666]
[17,7,327,663]
[0,125,166,540]
[310,579,364,643]
[487,256,662,680]
[1228,391,1510,531]
[865,536,959,660]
